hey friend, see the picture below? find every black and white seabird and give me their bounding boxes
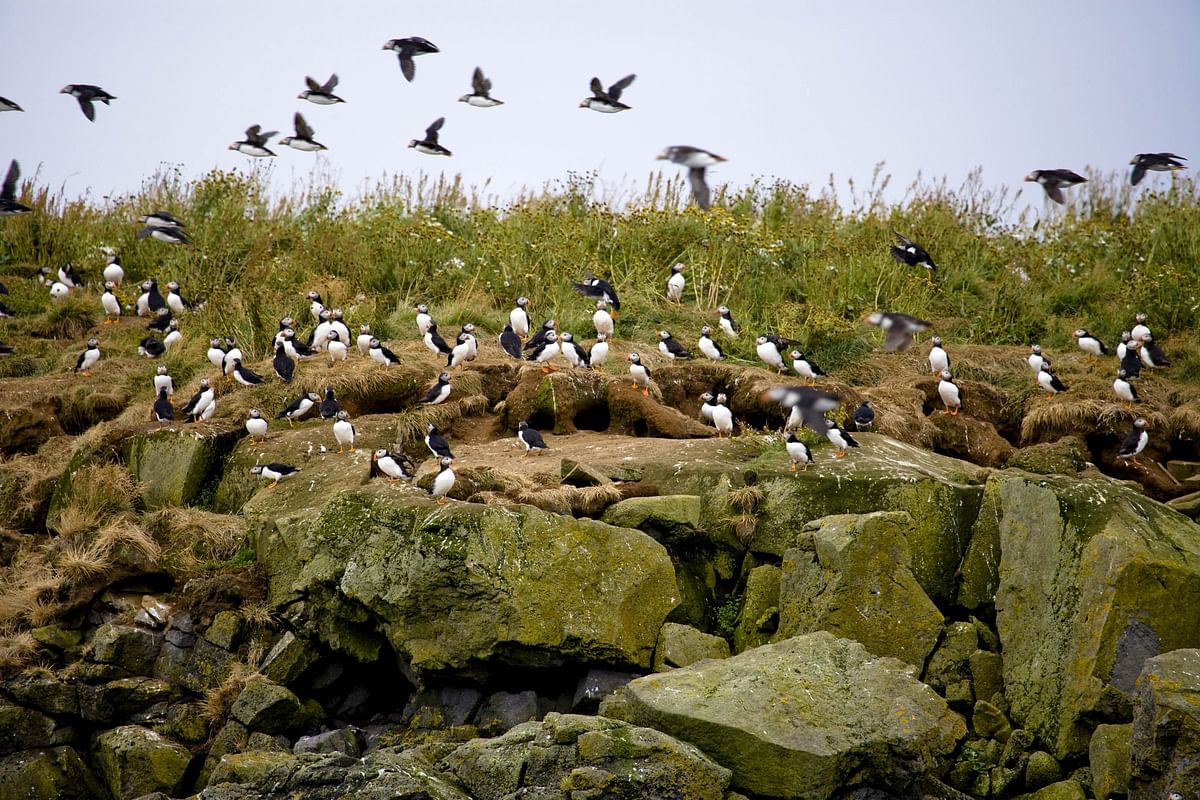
[789,351,826,382]
[580,74,636,113]
[1130,153,1186,186]
[333,410,356,453]
[0,160,31,216]
[853,401,875,431]
[228,124,277,158]
[657,146,726,210]
[425,424,455,461]
[60,84,116,121]
[153,387,175,422]
[273,343,295,383]
[319,386,341,419]
[1120,346,1143,380]
[699,392,718,424]
[420,372,453,405]
[627,352,652,395]
[825,418,860,458]
[1112,369,1139,408]
[182,379,215,421]
[57,262,83,289]
[711,393,734,438]
[592,301,614,338]
[103,254,124,286]
[163,320,182,352]
[890,230,937,276]
[510,297,531,337]
[572,272,620,314]
[153,365,174,397]
[138,336,165,359]
[528,330,561,372]
[382,37,439,82]
[165,281,188,314]
[0,97,23,112]
[658,330,693,360]
[937,370,963,415]
[327,329,348,364]
[423,322,453,356]
[279,112,327,152]
[1117,331,1133,361]
[431,457,456,504]
[1038,363,1069,397]
[298,73,345,105]
[370,449,414,482]
[865,311,931,352]
[1138,334,1170,369]
[147,307,173,333]
[460,67,503,107]
[698,326,724,361]
[665,263,686,304]
[0,341,13,355]
[448,332,472,369]
[278,392,320,424]
[928,336,950,375]
[415,303,432,335]
[282,328,314,360]
[222,337,243,374]
[101,281,121,323]
[409,117,451,156]
[1116,418,1149,465]
[785,433,813,472]
[1074,329,1109,357]
[1131,312,1151,343]
[250,463,299,487]
[755,335,788,372]
[231,359,265,386]
[206,338,227,369]
[517,421,548,455]
[588,333,609,369]
[308,290,325,322]
[524,319,556,352]
[560,332,590,368]
[245,408,268,442]
[1024,169,1087,205]
[74,338,100,374]
[139,210,184,230]
[717,305,740,338]
[135,225,189,244]
[763,385,841,433]
[357,324,373,356]
[499,325,524,359]
[1028,344,1045,372]
[459,322,478,360]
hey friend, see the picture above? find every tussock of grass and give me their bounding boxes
[394,394,490,444]
[55,539,113,584]
[727,485,765,513]
[0,629,41,672]
[202,661,256,725]
[145,508,246,576]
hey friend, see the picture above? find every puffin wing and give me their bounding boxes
[523,428,547,449]
[1,160,17,201]
[589,77,607,100]
[687,167,711,210]
[1045,184,1065,205]
[294,112,315,140]
[322,73,339,92]
[305,76,322,92]
[472,67,490,95]
[425,117,444,144]
[1131,163,1147,186]
[607,74,636,100]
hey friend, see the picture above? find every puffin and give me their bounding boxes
[311,308,334,350]
[103,254,124,286]
[699,392,718,424]
[0,160,31,216]
[165,281,189,314]
[890,230,937,277]
[153,365,174,397]
[824,418,860,458]
[420,372,453,405]
[423,322,453,355]
[138,336,165,359]
[763,385,841,433]
[588,333,610,369]
[144,279,167,315]
[1028,344,1045,372]
[1131,312,1151,343]
[1074,329,1109,357]
[1120,346,1143,380]
[415,303,433,335]
[1112,369,1139,408]
[865,311,931,352]
[1130,153,1186,186]
[0,97,22,112]
[1138,334,1171,369]
[230,359,265,387]
[459,322,478,360]
[319,386,341,419]
[409,117,451,156]
[658,330,693,360]
[57,262,84,288]
[755,335,788,372]
[153,388,175,422]
[278,392,321,425]
[431,457,456,504]
[560,332,590,368]
[1116,331,1133,361]
[448,332,472,369]
[790,351,826,382]
[853,401,875,431]
[49,280,71,299]
[357,324,374,356]
[308,290,325,322]
[1116,418,1149,466]
[1024,169,1087,205]
[101,281,121,323]
[74,338,101,375]
[281,329,315,360]
[937,370,963,415]
[229,124,277,157]
[528,330,561,372]
[524,319,556,351]
[717,305,740,337]
[460,67,503,107]
[207,338,227,369]
[928,336,950,375]
[245,408,268,442]
[298,73,344,105]
[60,84,116,121]
[510,297,532,337]
[279,112,326,152]
[162,321,182,352]
[665,263,686,305]
[250,463,299,487]
[517,421,549,456]
[592,301,615,338]
[499,325,524,359]
[147,307,173,333]
[425,424,455,461]
[182,379,215,422]
[370,449,415,482]
[382,36,439,82]
[333,410,356,453]
[711,393,734,438]
[327,329,348,364]
[135,225,189,244]
[627,352,653,395]
[138,210,185,230]
[786,433,813,473]
[222,336,243,374]
[580,74,636,113]
[1038,363,1069,397]
[657,147,726,210]
[698,326,725,361]
[572,272,620,315]
[273,343,295,383]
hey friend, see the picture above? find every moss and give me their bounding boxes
[122,430,234,509]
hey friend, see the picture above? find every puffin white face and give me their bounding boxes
[373,448,387,460]
[417,304,428,313]
[1134,418,1147,429]
[307,392,321,401]
[439,457,453,468]
[790,350,801,360]
[157,365,167,375]
[866,312,883,326]
[249,465,264,475]
[283,328,296,338]
[544,331,558,342]
[560,332,573,342]
[360,324,370,333]
[249,408,261,418]
[1142,334,1153,343]
[517,296,529,307]
[658,331,671,340]
[932,336,942,346]
[628,353,641,364]
[672,263,685,274]
[1135,312,1147,323]
[438,372,450,381]
[1024,172,1039,182]
[369,337,380,347]
[940,370,953,380]
[104,281,115,290]
[756,336,769,346]
[718,305,730,315]
[701,392,713,402]
[87,337,99,347]
[596,333,607,342]
[1031,344,1041,354]
[1073,329,1086,338]
[200,378,210,388]
[701,326,713,336]
[210,338,222,347]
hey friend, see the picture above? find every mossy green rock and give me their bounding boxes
[230,678,302,735]
[4,674,79,716]
[1024,750,1062,790]
[624,632,966,799]
[775,512,944,667]
[1129,648,1200,797]
[89,624,163,674]
[652,623,730,671]
[1088,723,1131,800]
[94,725,191,800]
[732,564,780,653]
[122,430,232,509]
[0,702,67,755]
[1024,779,1086,800]
[0,746,108,800]
[600,495,702,537]
[985,473,1200,758]
[440,711,731,800]
[247,483,678,678]
[30,624,81,650]
[1005,437,1087,476]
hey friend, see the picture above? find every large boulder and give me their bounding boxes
[623,632,966,799]
[774,512,944,667]
[121,429,235,509]
[977,472,1200,758]
[1128,648,1200,797]
[0,746,109,800]
[93,725,192,800]
[247,483,679,678]
[440,711,731,800]
[0,702,70,755]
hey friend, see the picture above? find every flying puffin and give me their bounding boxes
[790,351,826,382]
[153,388,175,422]
[517,421,549,456]
[279,112,327,152]
[74,338,101,375]
[229,124,277,157]
[499,325,524,359]
[420,372,453,405]
[560,332,590,368]
[1112,370,1139,408]
[245,408,268,442]
[865,311,931,352]
[460,67,503,107]
[572,272,620,315]
[0,97,23,112]
[756,335,788,372]
[135,225,189,244]
[298,73,344,105]
[580,74,636,113]
[711,393,734,438]
[409,117,451,157]
[319,386,341,419]
[698,326,724,361]
[1074,329,1109,357]
[853,401,875,431]
[382,37,439,82]
[101,281,121,323]
[1138,334,1171,369]
[182,379,215,422]
[928,336,950,375]
[528,330,561,372]
[588,333,610,369]
[370,449,415,482]
[138,210,185,230]
[657,147,726,210]
[273,343,295,383]
[230,359,264,387]
[717,305,740,338]
[1116,418,1149,466]
[279,392,321,425]
[658,330,693,360]
[431,457,456,504]
[250,463,299,487]
[1038,363,1068,397]
[0,160,31,216]
[423,322,453,356]
[1130,153,1186,186]
[327,329,348,364]
[425,424,455,462]
[153,365,174,397]
[824,418,860,458]
[785,433,813,472]
[333,410,356,453]
[510,297,532,337]
[764,385,841,433]
[937,370,963,416]
[890,231,937,277]
[60,84,116,121]
[1024,169,1087,205]
[138,336,165,359]
[627,352,653,395]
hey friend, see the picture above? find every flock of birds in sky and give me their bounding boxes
[0,33,1192,500]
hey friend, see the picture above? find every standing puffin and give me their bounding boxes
[425,424,455,462]
[1038,363,1069,397]
[1116,331,1133,361]
[230,359,264,387]
[319,386,341,419]
[1116,418,1150,466]
[327,330,349,364]
[1074,329,1109,357]
[423,322,453,356]
[790,351,826,382]
[448,332,472,369]
[250,463,299,488]
[1131,312,1151,343]
[528,330,561,373]
[698,326,725,361]
[101,281,121,324]
[1028,344,1045,373]
[1138,334,1171,369]
[371,449,415,482]
[499,325,524,359]
[711,393,734,438]
[430,458,456,504]
[420,373,453,405]
[182,379,215,422]
[74,338,101,375]
[755,335,788,372]
[824,418,860,458]
[517,421,549,456]
[1112,369,1139,409]
[658,330,693,360]
[357,324,374,357]
[245,408,268,442]
[153,365,174,397]
[580,74,636,113]
[415,303,432,335]
[333,410,356,453]
[279,392,321,425]
[165,281,189,314]
[592,301,615,338]
[409,117,451,157]
[273,343,295,383]
[103,254,124,286]
[163,321,182,352]
[560,332,590,368]
[853,401,876,431]
[937,370,963,416]
[717,305,740,338]
[524,319,557,352]
[665,263,686,305]
[153,388,175,423]
[369,337,402,367]
[627,352,653,395]
[588,333,610,370]
[510,297,532,337]
[1024,169,1087,205]
[928,336,950,375]
[699,392,718,424]
[785,432,813,472]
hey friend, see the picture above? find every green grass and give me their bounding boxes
[2,166,1199,382]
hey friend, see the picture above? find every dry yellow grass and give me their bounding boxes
[202,661,256,725]
[56,538,113,584]
[146,508,246,575]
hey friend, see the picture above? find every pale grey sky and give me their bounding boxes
[2,1,1197,213]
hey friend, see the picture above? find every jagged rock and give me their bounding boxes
[121,430,234,509]
[775,512,944,667]
[973,700,1012,741]
[246,732,290,753]
[161,702,210,746]
[30,624,81,650]
[247,485,678,678]
[476,690,541,736]
[929,411,1014,468]
[1024,779,1086,800]
[230,678,302,735]
[969,650,1004,705]
[440,712,730,800]
[924,622,979,699]
[79,677,173,723]
[403,687,483,730]
[652,622,729,671]
[0,746,108,800]
[259,632,319,686]
[204,611,244,651]
[560,458,612,487]
[1167,489,1200,519]
[1129,648,1200,797]
[198,720,249,788]
[1006,437,1088,476]
[0,701,70,755]
[89,624,163,675]
[600,495,702,540]
[1089,723,1131,800]
[624,632,966,799]
[293,728,362,757]
[1024,750,1063,790]
[733,564,780,653]
[974,472,1200,758]
[4,673,79,716]
[572,669,638,713]
[94,725,191,800]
